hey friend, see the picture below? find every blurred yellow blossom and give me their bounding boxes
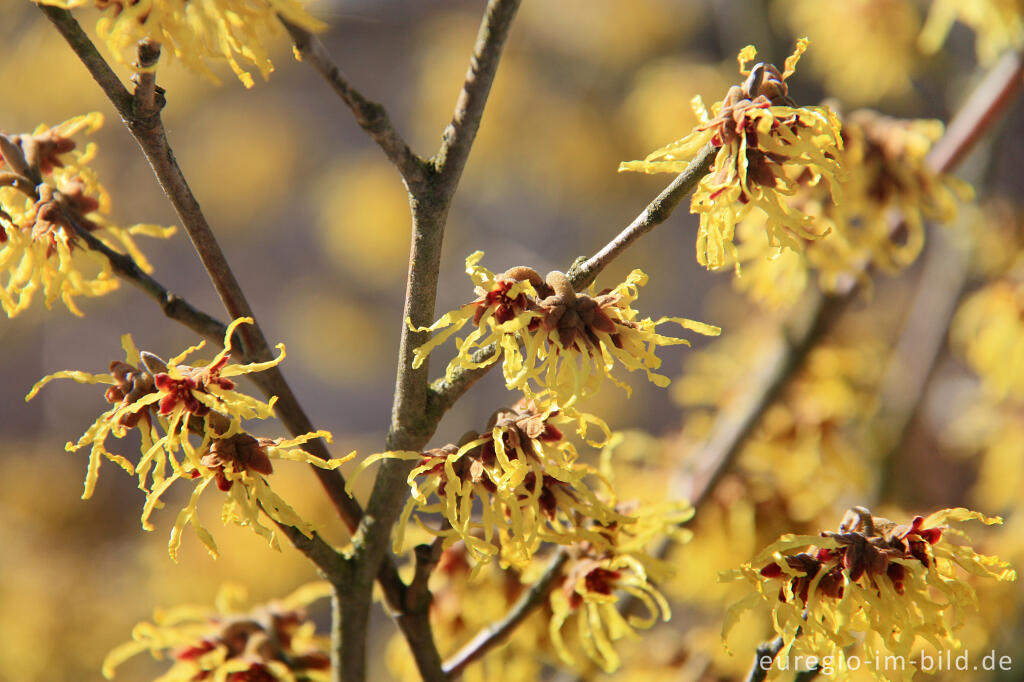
[809,109,971,285]
[920,0,1024,65]
[0,113,173,317]
[620,39,844,270]
[780,0,922,104]
[103,581,332,681]
[26,317,352,559]
[951,278,1024,401]
[39,0,326,87]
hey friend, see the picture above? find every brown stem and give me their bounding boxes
[406,540,444,612]
[443,549,568,678]
[274,522,347,578]
[65,212,230,342]
[568,142,717,290]
[336,2,521,680]
[280,18,429,191]
[430,0,522,189]
[927,50,1024,173]
[39,4,367,529]
[679,290,845,510]
[132,40,162,118]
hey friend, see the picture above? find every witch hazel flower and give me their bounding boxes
[412,251,719,405]
[723,507,1016,681]
[0,113,174,317]
[26,317,352,559]
[354,399,624,572]
[548,501,694,673]
[102,582,332,681]
[619,39,844,271]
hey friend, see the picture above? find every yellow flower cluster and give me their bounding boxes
[619,39,844,270]
[413,251,719,405]
[724,508,1016,681]
[725,109,971,309]
[0,113,173,317]
[549,502,692,672]
[103,582,332,681]
[807,109,972,288]
[355,401,621,572]
[40,0,326,87]
[26,317,351,559]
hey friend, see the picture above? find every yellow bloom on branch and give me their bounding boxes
[723,507,1016,681]
[619,39,844,271]
[102,582,332,681]
[413,252,719,406]
[549,501,692,673]
[355,400,623,572]
[26,317,352,559]
[39,0,326,87]
[0,113,174,317]
[808,109,972,287]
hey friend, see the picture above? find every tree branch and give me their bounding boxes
[40,4,368,532]
[679,290,846,510]
[442,549,568,678]
[431,0,522,193]
[926,50,1024,174]
[332,2,522,679]
[67,213,230,343]
[274,522,347,579]
[280,19,428,191]
[567,143,717,290]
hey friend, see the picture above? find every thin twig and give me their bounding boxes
[568,143,717,290]
[67,213,230,342]
[406,539,444,612]
[443,549,569,678]
[678,290,846,510]
[280,19,428,191]
[874,210,971,499]
[274,522,347,578]
[431,0,522,194]
[132,40,162,118]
